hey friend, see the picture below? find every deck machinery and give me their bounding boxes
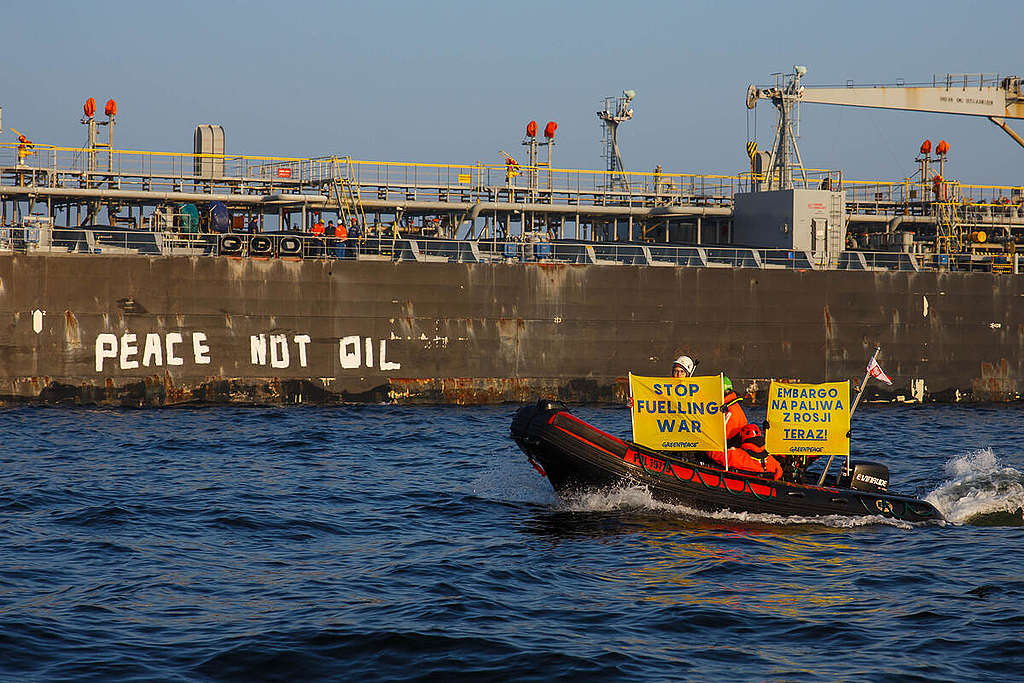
[742,68,1024,264]
[2,69,1023,262]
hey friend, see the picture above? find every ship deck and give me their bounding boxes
[3,142,1024,254]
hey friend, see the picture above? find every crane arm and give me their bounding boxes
[749,73,1024,151]
[800,80,1024,150]
[798,82,1024,119]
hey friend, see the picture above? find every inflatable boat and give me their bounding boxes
[510,400,942,523]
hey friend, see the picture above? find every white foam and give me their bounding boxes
[557,483,914,529]
[925,448,1024,524]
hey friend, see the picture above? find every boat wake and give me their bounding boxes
[557,483,915,529]
[925,448,1024,526]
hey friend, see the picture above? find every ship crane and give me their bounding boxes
[747,70,1024,150]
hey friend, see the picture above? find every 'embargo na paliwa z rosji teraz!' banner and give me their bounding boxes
[765,380,850,457]
[629,373,727,452]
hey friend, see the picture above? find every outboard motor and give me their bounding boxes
[848,461,890,492]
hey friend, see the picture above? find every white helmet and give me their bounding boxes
[673,355,696,376]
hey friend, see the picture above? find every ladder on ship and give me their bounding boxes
[976,246,1015,274]
[825,191,845,267]
[934,181,965,255]
[329,157,371,249]
[992,249,1015,274]
[329,156,400,258]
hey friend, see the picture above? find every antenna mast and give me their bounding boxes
[746,66,809,190]
[597,89,635,189]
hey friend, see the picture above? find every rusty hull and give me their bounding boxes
[0,254,1021,406]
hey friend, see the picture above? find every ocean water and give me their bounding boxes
[1,403,1022,681]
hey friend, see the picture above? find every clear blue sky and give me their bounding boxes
[3,0,1022,185]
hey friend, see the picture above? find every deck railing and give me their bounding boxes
[3,142,1023,226]
[0,142,739,209]
[0,226,1016,275]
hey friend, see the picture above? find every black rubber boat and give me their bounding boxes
[510,400,943,523]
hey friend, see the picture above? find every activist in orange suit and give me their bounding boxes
[722,376,748,446]
[710,424,782,480]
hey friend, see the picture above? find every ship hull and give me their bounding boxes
[0,252,1020,405]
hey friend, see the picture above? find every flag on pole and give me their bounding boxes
[866,357,893,385]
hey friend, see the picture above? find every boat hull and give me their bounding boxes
[510,400,943,523]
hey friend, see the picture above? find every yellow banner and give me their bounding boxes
[765,381,851,457]
[629,373,727,451]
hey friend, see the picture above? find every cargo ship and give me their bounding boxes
[1,70,1022,406]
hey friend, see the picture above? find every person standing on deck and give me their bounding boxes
[325,220,337,258]
[335,220,348,259]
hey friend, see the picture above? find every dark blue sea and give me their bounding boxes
[2,403,1023,681]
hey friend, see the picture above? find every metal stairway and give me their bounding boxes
[935,181,965,254]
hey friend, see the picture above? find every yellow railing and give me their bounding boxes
[2,140,1022,210]
[935,203,964,254]
[736,167,841,192]
[0,141,743,204]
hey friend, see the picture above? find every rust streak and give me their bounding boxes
[64,310,81,347]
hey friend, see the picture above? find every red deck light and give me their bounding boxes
[919,139,932,155]
[83,97,96,118]
[544,121,558,138]
[526,120,537,137]
[105,99,117,117]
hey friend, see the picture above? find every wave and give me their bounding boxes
[193,628,612,681]
[925,448,1024,525]
[556,483,914,529]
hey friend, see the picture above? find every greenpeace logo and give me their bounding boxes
[662,441,698,448]
[790,446,824,453]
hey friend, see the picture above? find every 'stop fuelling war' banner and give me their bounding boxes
[629,374,727,452]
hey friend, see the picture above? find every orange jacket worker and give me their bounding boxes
[710,424,782,480]
[721,376,748,446]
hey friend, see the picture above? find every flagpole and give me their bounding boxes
[628,372,636,443]
[721,373,729,472]
[816,345,880,486]
[846,345,881,475]
[848,346,881,421]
